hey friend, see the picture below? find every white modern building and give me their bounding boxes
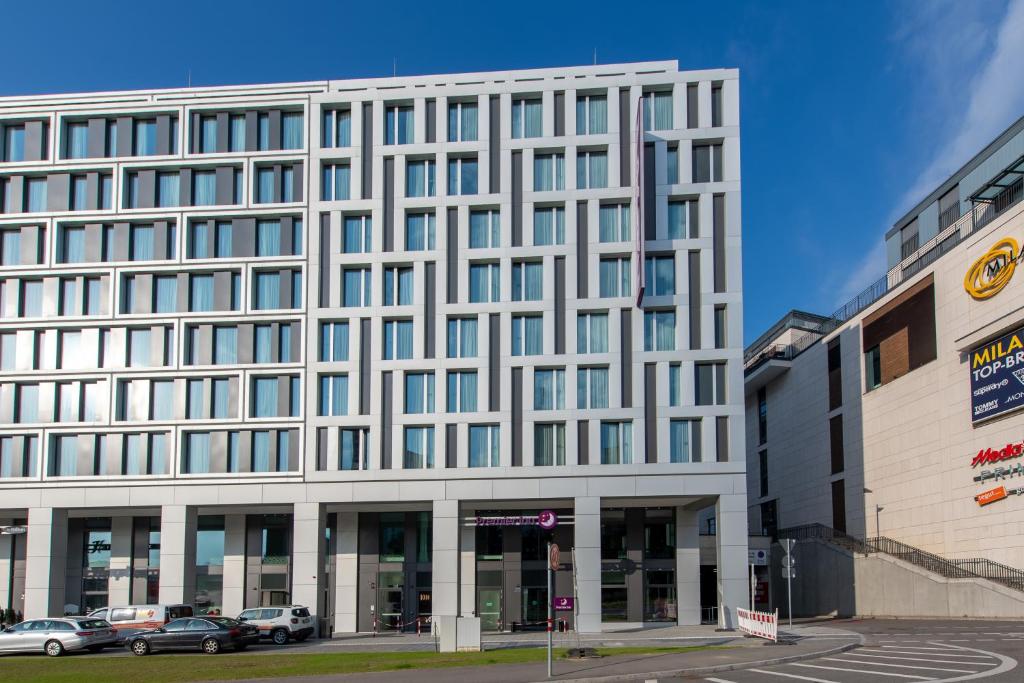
[744,116,1024,618]
[0,61,746,634]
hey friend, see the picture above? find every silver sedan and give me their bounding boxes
[0,618,117,656]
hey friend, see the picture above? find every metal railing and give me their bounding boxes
[778,523,1024,592]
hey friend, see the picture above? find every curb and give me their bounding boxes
[547,633,866,683]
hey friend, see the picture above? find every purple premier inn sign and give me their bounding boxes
[475,510,558,529]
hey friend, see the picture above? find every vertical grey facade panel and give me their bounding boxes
[283,215,297,255]
[84,224,102,262]
[446,207,458,304]
[716,416,728,462]
[577,421,589,465]
[117,116,134,157]
[511,367,522,467]
[489,95,500,192]
[178,168,193,207]
[244,111,258,152]
[24,121,44,162]
[511,151,522,246]
[361,102,373,199]
[268,110,282,151]
[87,118,106,158]
[215,166,234,205]
[319,213,331,307]
[689,250,701,350]
[85,172,100,211]
[190,113,201,154]
[383,157,394,251]
[713,193,726,293]
[215,112,230,153]
[139,170,156,210]
[424,262,436,359]
[489,313,500,411]
[359,318,371,415]
[156,115,172,155]
[232,218,255,258]
[47,174,69,212]
[446,424,456,469]
[213,271,231,311]
[153,221,169,261]
[279,268,293,311]
[689,201,699,238]
[381,371,392,469]
[7,177,23,214]
[237,324,254,364]
[554,92,565,136]
[619,88,631,186]
[554,256,565,354]
[620,309,632,408]
[687,84,698,128]
[576,201,588,298]
[292,161,304,203]
[425,99,436,144]
[644,363,656,464]
[644,143,656,240]
[317,427,328,471]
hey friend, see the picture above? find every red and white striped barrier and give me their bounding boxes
[736,607,778,642]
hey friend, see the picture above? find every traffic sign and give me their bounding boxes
[549,543,560,570]
[748,549,768,566]
[778,538,796,553]
[781,555,795,569]
[782,567,796,579]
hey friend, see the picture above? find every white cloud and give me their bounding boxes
[835,0,1024,308]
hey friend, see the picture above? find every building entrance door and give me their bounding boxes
[377,571,404,630]
[478,587,502,631]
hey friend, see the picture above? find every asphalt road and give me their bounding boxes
[675,619,1023,683]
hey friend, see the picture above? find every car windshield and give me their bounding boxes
[208,617,240,627]
[76,619,110,629]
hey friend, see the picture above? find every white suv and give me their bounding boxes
[237,606,313,645]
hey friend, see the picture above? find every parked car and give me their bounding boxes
[0,618,116,656]
[237,606,313,644]
[87,604,193,642]
[125,617,258,655]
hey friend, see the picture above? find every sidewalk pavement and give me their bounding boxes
[225,624,864,682]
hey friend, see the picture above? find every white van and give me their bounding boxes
[87,604,193,641]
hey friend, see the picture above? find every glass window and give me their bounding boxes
[256,220,282,257]
[189,274,214,312]
[152,380,174,420]
[186,433,210,473]
[256,168,275,203]
[385,106,414,145]
[512,98,542,138]
[446,370,477,413]
[199,116,217,153]
[134,120,157,155]
[511,315,543,356]
[70,175,88,211]
[599,257,630,298]
[468,263,499,303]
[154,276,177,313]
[383,320,413,360]
[252,377,279,418]
[468,424,499,467]
[1,332,17,370]
[379,513,405,560]
[342,268,371,307]
[339,427,367,471]
[282,166,294,202]
[322,163,350,201]
[865,346,882,391]
[669,364,681,406]
[215,221,232,257]
[403,426,434,469]
[3,126,25,162]
[667,200,695,239]
[25,178,47,212]
[213,326,237,364]
[384,266,413,306]
[576,313,608,354]
[644,310,676,351]
[576,94,608,135]
[130,224,154,261]
[59,278,77,316]
[0,229,20,266]
[511,261,543,301]
[229,114,245,152]
[343,215,371,253]
[190,221,210,259]
[324,109,351,147]
[600,421,633,464]
[446,317,478,358]
[157,172,179,207]
[449,101,479,142]
[577,367,609,409]
[406,159,436,197]
[60,226,85,263]
[254,272,281,310]
[469,210,500,249]
[534,423,565,466]
[282,112,303,150]
[447,157,478,195]
[576,151,608,189]
[21,279,42,317]
[15,383,39,423]
[405,212,435,251]
[599,204,630,242]
[193,171,216,206]
[533,206,565,246]
[533,153,564,191]
[128,328,152,367]
[695,362,726,406]
[667,146,679,184]
[318,374,348,416]
[319,322,349,362]
[404,372,435,414]
[670,419,700,463]
[533,369,565,410]
[642,91,673,131]
[186,379,205,419]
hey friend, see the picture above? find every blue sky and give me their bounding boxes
[5,0,1023,343]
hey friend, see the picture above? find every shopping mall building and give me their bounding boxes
[0,61,749,634]
[744,116,1024,617]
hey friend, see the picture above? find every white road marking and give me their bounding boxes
[845,653,993,665]
[748,669,840,683]
[881,645,987,652]
[863,649,995,660]
[824,657,978,673]
[788,662,933,679]
[705,678,738,683]
[920,641,1019,682]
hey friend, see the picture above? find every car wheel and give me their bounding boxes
[44,640,65,657]
[202,638,221,655]
[130,639,150,656]
[271,629,289,645]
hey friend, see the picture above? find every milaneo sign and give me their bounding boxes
[968,326,1024,423]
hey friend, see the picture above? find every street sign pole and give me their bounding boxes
[779,539,796,628]
[547,542,554,678]
[749,564,755,609]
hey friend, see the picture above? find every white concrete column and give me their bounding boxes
[574,497,601,633]
[431,500,460,619]
[23,507,68,619]
[221,514,246,618]
[459,508,476,617]
[715,494,749,629]
[292,503,326,635]
[0,519,12,614]
[676,507,701,625]
[158,505,197,605]
[333,512,358,634]
[108,516,134,606]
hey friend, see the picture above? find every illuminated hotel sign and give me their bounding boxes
[964,237,1019,300]
[474,510,558,529]
[969,326,1024,422]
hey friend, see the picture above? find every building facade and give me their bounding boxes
[0,61,746,634]
[744,117,1024,580]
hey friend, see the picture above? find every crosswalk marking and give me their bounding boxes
[860,649,995,660]
[704,678,738,683]
[788,662,933,679]
[823,656,978,673]
[879,645,993,656]
[845,652,993,665]
[748,669,840,682]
